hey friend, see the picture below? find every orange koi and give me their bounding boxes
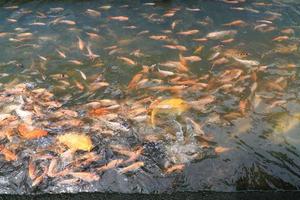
[128,73,143,90]
[0,146,17,161]
[165,164,185,174]
[18,124,48,140]
[118,161,144,174]
[118,56,136,65]
[223,20,247,27]
[69,172,100,182]
[215,146,231,154]
[97,159,124,172]
[177,30,199,35]
[89,107,110,116]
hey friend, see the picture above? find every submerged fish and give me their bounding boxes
[57,133,93,151]
[85,9,101,17]
[77,36,85,50]
[206,30,237,40]
[56,49,66,58]
[109,16,129,21]
[118,56,136,65]
[177,30,199,35]
[233,57,260,67]
[118,161,144,174]
[223,20,247,27]
[150,98,190,128]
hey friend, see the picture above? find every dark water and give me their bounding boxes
[0,0,299,194]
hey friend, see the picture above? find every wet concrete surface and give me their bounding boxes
[0,191,300,200]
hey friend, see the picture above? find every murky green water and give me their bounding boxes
[0,0,299,194]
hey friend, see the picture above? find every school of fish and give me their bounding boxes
[0,0,299,194]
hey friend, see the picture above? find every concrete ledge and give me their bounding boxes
[0,191,300,200]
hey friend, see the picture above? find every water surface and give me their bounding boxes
[0,0,299,194]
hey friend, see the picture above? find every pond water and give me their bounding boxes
[0,0,299,194]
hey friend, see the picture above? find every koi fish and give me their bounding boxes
[149,35,168,41]
[18,124,48,139]
[272,36,289,42]
[165,164,185,174]
[86,44,100,60]
[206,30,237,40]
[151,98,189,128]
[163,45,187,51]
[97,159,124,172]
[177,30,199,35]
[223,20,246,27]
[118,161,144,174]
[85,9,101,17]
[232,57,260,67]
[109,16,129,21]
[56,49,66,58]
[57,133,93,151]
[0,146,17,161]
[118,56,136,65]
[69,172,100,182]
[58,20,76,25]
[77,36,85,50]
